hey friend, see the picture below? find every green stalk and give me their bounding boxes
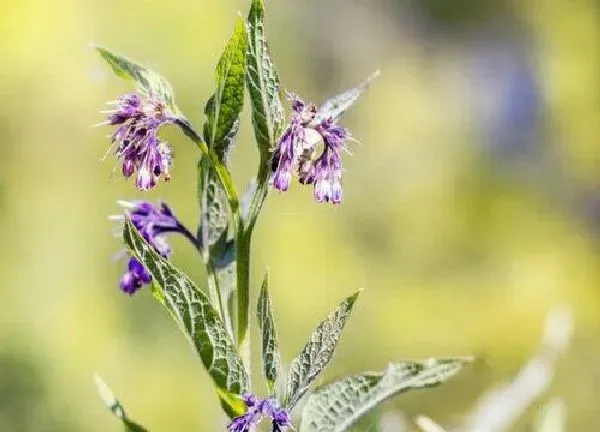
[235,226,252,372]
[235,155,271,373]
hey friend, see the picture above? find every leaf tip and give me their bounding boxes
[235,14,246,29]
[93,373,118,409]
[349,289,363,304]
[261,269,270,289]
[94,45,111,58]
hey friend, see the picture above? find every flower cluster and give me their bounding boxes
[101,93,175,190]
[228,395,291,432]
[272,95,351,204]
[111,200,196,295]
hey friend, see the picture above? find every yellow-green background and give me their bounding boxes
[0,0,599,430]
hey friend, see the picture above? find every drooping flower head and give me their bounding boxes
[271,94,351,204]
[100,92,175,190]
[227,394,291,432]
[271,95,317,192]
[110,200,196,295]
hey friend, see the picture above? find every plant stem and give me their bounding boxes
[236,226,251,374]
[235,155,271,375]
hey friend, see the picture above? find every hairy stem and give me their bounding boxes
[236,226,252,375]
[236,155,272,375]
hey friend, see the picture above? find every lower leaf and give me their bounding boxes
[299,358,471,432]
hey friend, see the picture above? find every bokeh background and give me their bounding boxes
[1,0,599,430]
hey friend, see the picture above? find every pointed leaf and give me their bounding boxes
[122,218,249,414]
[300,358,470,432]
[246,0,285,156]
[257,271,281,395]
[311,70,380,126]
[197,159,229,252]
[285,291,361,409]
[94,374,149,432]
[203,18,248,162]
[96,46,177,112]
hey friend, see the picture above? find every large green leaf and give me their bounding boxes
[246,0,284,156]
[96,46,177,112]
[285,291,361,409]
[94,374,148,432]
[300,358,470,432]
[311,70,380,126]
[203,18,248,162]
[257,271,281,395]
[122,218,249,415]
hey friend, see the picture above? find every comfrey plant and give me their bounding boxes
[93,2,471,431]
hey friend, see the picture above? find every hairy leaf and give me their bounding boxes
[123,218,249,415]
[94,374,148,432]
[204,18,248,162]
[213,239,237,338]
[285,291,361,409]
[197,159,229,252]
[300,358,470,432]
[96,46,177,112]
[246,0,284,156]
[311,70,380,126]
[257,271,281,395]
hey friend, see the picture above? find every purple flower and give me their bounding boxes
[111,200,197,295]
[271,95,351,204]
[271,96,316,193]
[227,395,291,432]
[119,257,151,295]
[100,93,175,191]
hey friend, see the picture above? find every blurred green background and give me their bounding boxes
[0,0,599,430]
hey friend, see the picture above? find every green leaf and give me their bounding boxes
[257,271,281,395]
[212,239,237,339]
[197,158,235,338]
[311,70,380,126]
[300,358,470,432]
[240,178,258,222]
[94,374,149,432]
[95,46,177,113]
[246,0,285,156]
[122,218,249,414]
[203,18,248,162]
[285,291,361,409]
[175,118,240,217]
[197,159,229,253]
